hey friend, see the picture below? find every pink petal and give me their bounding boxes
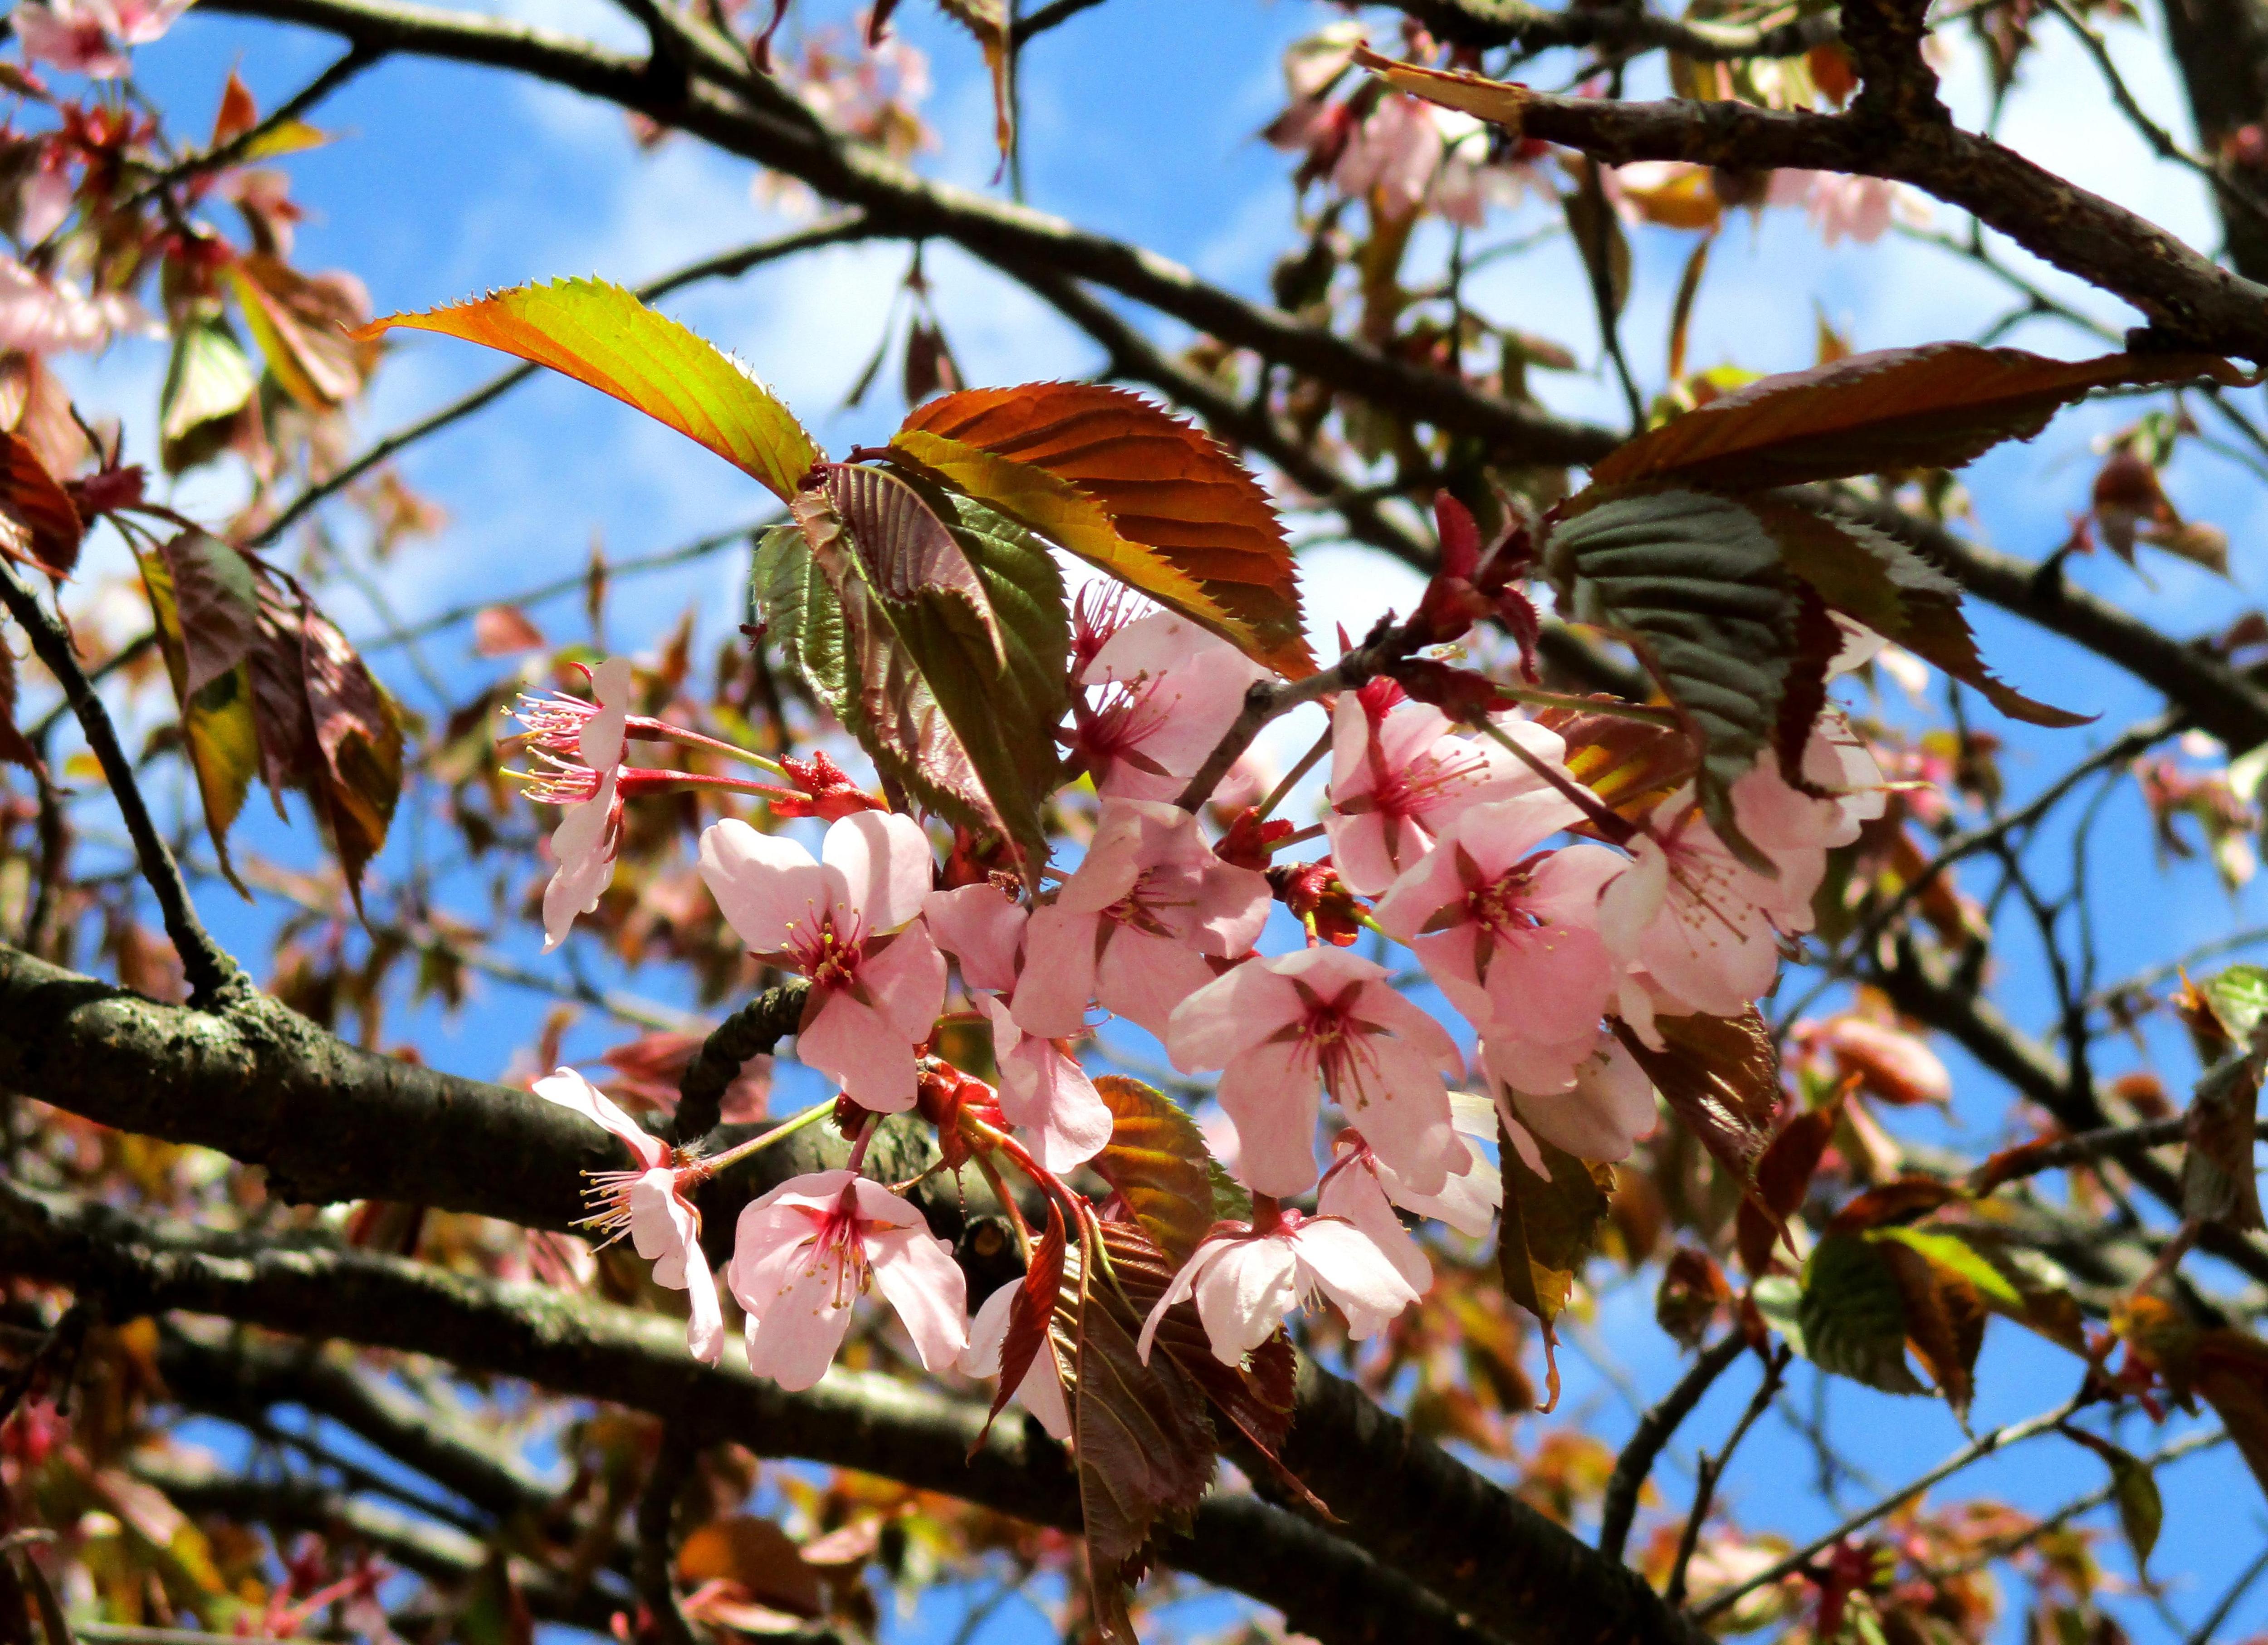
[1095,925,1219,1041]
[532,1067,667,1168]
[1334,1031,1463,1196]
[1165,960,1300,1073]
[1289,1218,1420,1338]
[1480,1030,1595,1097]
[542,770,620,952]
[743,1252,858,1391]
[1189,857,1272,954]
[582,657,634,772]
[865,1223,970,1373]
[1218,1039,1323,1196]
[1135,1239,1212,1364]
[683,1239,724,1366]
[1471,923,1614,1043]
[1191,1235,1300,1364]
[1380,1138,1501,1237]
[797,990,919,1113]
[629,1170,696,1273]
[699,820,826,956]
[1056,802,1156,915]
[1010,904,1100,1038]
[1317,1162,1431,1293]
[863,920,947,1043]
[922,883,1026,995]
[823,811,935,933]
[991,1003,1114,1173]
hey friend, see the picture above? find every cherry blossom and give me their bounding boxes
[15,0,189,78]
[981,994,1113,1172]
[1070,612,1270,803]
[532,1067,722,1365]
[1371,795,1619,1068]
[1325,685,1568,895]
[1767,169,1930,245]
[699,812,945,1113]
[1168,945,1465,1198]
[1595,780,1824,1018]
[528,658,633,952]
[727,1170,967,1391]
[0,258,141,354]
[922,879,1026,995]
[1012,798,1269,1041]
[959,1281,1070,1439]
[1316,1096,1502,1292]
[1136,1204,1420,1366]
[1485,1030,1656,1171]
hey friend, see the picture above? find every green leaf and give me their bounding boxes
[138,544,260,893]
[786,468,1068,871]
[159,315,258,474]
[2059,1428,2162,1571]
[1498,1123,1614,1407]
[750,523,846,706]
[1871,1226,2025,1311]
[1087,1074,1222,1266]
[2201,964,2268,1041]
[1797,1232,1926,1396]
[358,278,820,503]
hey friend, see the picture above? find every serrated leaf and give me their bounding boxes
[138,545,259,892]
[1585,342,2247,492]
[302,604,404,908]
[1798,1231,1926,1396]
[1498,1121,1614,1408]
[0,431,81,578]
[1736,1097,1841,1278]
[358,278,819,502]
[1049,1227,1215,1606]
[159,315,258,475]
[2201,964,2268,1040]
[898,382,1312,677]
[1873,1234,1987,1415]
[1618,1008,1779,1189]
[2183,1050,2265,1232]
[787,472,1067,871]
[226,254,373,411]
[988,1197,1066,1434]
[157,530,261,699]
[750,523,846,706]
[1088,1075,1220,1266]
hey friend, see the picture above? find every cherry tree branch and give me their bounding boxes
[1597,1332,1750,1563]
[0,1178,1517,1645]
[0,563,244,1006]
[198,0,1618,466]
[1383,0,1838,60]
[635,1425,699,1645]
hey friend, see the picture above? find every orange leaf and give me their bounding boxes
[0,431,82,578]
[898,382,1313,677]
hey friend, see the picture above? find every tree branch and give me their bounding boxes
[196,0,1620,465]
[0,564,244,1005]
[0,1179,1511,1645]
[1597,1332,1749,1563]
[635,1426,698,1645]
[1381,0,1838,61]
[670,982,807,1144]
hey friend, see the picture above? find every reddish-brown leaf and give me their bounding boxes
[988,1198,1066,1433]
[675,1517,823,1617]
[1876,1236,1987,1416]
[1587,342,2247,492]
[301,604,404,906]
[1656,1244,1731,1349]
[228,253,376,411]
[899,382,1313,677]
[472,604,547,657]
[157,531,262,699]
[1828,1175,1964,1233]
[1736,1096,1841,1278]
[1618,1008,1780,1189]
[821,461,1001,666]
[0,432,82,578]
[1087,1076,1225,1265]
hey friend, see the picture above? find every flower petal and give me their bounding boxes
[532,1066,667,1168]
[823,811,935,933]
[699,819,826,956]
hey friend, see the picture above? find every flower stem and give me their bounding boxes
[1492,685,1679,726]
[631,719,790,777]
[697,1096,838,1174]
[845,1111,881,1174]
[1255,723,1334,821]
[1476,718,1637,844]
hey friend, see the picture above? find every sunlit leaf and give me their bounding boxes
[301,604,405,907]
[226,254,373,411]
[1087,1075,1223,1266]
[0,432,82,578]
[357,278,819,502]
[138,544,260,892]
[1618,1008,1779,1189]
[159,316,259,475]
[1872,1233,1987,1415]
[1797,1232,1926,1397]
[1498,1122,1614,1409]
[898,382,1313,677]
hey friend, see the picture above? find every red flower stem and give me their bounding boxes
[845,1111,882,1174]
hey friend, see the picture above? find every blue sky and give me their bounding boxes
[35,0,2268,1639]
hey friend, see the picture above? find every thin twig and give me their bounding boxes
[635,1424,699,1645]
[1010,0,1103,44]
[2187,1537,2268,1645]
[0,561,243,1005]
[1664,1346,1787,1608]
[248,215,878,550]
[1598,1332,1749,1563]
[1691,1390,2091,1620]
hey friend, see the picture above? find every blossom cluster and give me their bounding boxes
[519,592,1884,1416]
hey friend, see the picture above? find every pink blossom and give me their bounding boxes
[1732,711,1887,855]
[19,158,73,247]
[532,1067,722,1365]
[1136,1206,1420,1366]
[981,994,1113,1172]
[1012,798,1269,1041]
[533,659,634,952]
[1485,1030,1656,1170]
[1324,687,1566,895]
[699,812,944,1113]
[15,0,188,77]
[1332,93,1442,219]
[959,1281,1070,1439]
[1594,783,1821,1018]
[1317,1096,1501,1292]
[1766,170,1929,245]
[1071,612,1271,803]
[1168,946,1466,1198]
[0,257,141,354]
[922,880,1026,995]
[727,1170,967,1391]
[1371,795,1617,1050]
